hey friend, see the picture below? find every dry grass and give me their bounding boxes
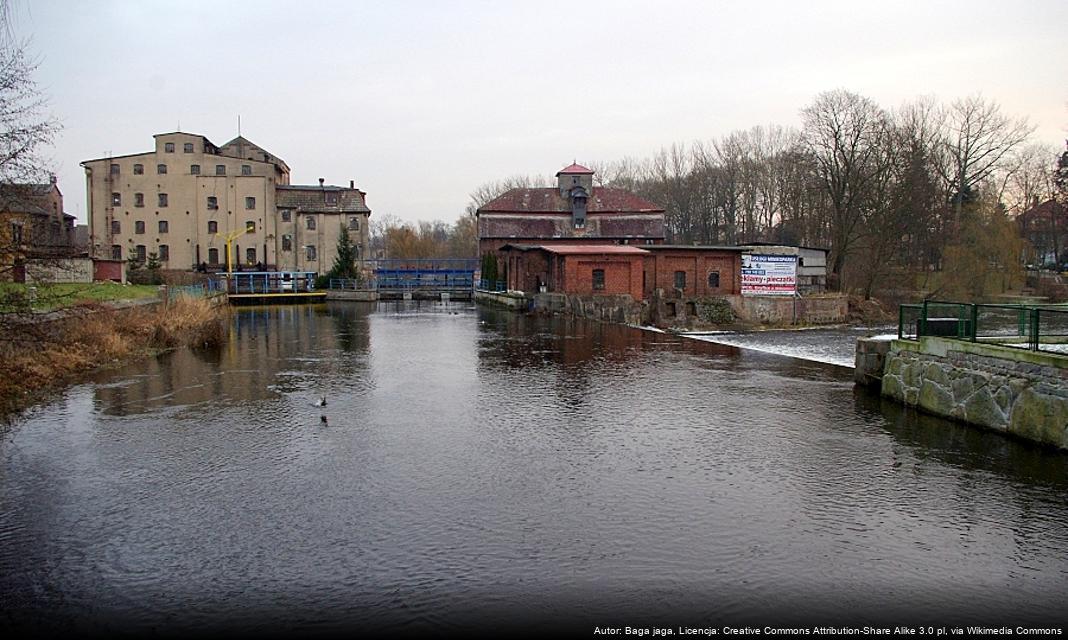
[0,297,230,419]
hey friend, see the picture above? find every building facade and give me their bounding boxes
[1,177,76,281]
[500,244,649,301]
[477,163,665,262]
[81,132,370,273]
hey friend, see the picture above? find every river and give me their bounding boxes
[1,302,1066,636]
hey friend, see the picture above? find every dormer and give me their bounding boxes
[556,162,594,198]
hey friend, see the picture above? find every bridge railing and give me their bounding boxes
[223,271,318,294]
[477,279,507,292]
[899,300,1068,355]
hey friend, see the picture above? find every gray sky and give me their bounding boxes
[15,0,1068,224]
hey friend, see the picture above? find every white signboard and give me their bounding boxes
[741,254,797,296]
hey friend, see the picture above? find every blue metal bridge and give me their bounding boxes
[330,258,479,299]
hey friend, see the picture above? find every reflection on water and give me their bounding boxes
[1,302,1066,636]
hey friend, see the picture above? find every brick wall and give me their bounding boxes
[563,256,643,300]
[644,250,741,298]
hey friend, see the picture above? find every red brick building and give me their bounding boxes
[642,245,744,298]
[500,244,649,301]
[477,163,665,261]
[1018,198,1068,266]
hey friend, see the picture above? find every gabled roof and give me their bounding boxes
[275,185,370,214]
[478,187,663,215]
[556,162,594,176]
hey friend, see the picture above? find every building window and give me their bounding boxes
[110,163,120,175]
[592,268,605,291]
[157,164,167,174]
[135,245,146,261]
[208,247,219,264]
[183,142,194,153]
[158,220,168,234]
[241,165,251,176]
[207,196,218,210]
[207,220,218,234]
[215,165,226,176]
[306,215,316,230]
[281,210,291,222]
[305,245,317,261]
[111,245,122,260]
[111,192,121,206]
[111,220,121,235]
[707,271,720,289]
[282,234,292,251]
[135,220,145,234]
[158,193,168,207]
[246,247,256,264]
[134,192,144,207]
[245,196,255,210]
[674,270,687,290]
[325,191,337,205]
[133,164,143,175]
[245,221,255,233]
[164,142,175,153]
[158,244,169,261]
[10,222,21,245]
[348,217,360,231]
[190,164,200,175]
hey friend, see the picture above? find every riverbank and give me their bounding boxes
[0,296,229,420]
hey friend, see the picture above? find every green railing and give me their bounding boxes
[898,300,1068,354]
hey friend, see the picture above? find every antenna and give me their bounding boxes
[238,115,241,137]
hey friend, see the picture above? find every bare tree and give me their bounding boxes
[801,89,893,288]
[464,174,547,216]
[937,94,1034,222]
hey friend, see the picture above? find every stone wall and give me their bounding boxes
[882,337,1068,450]
[25,258,94,284]
[532,292,644,325]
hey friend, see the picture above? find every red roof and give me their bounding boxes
[534,244,650,255]
[478,187,663,214]
[556,162,594,175]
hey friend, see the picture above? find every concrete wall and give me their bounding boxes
[727,294,847,325]
[882,337,1068,450]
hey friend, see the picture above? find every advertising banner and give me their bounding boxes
[741,254,797,296]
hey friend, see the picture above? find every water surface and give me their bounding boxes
[1,302,1066,635]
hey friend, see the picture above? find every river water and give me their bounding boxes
[1,302,1066,636]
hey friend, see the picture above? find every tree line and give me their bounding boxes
[463,90,1062,300]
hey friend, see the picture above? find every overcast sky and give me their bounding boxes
[14,0,1068,224]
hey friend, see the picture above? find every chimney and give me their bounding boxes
[349,180,354,189]
[319,177,325,187]
[49,174,57,184]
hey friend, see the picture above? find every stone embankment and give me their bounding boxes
[859,336,1068,450]
[475,289,849,330]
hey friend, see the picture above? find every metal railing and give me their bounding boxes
[167,279,225,300]
[477,279,506,292]
[899,300,1068,354]
[222,271,318,294]
[329,275,476,291]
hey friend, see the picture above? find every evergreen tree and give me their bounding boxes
[330,223,359,280]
